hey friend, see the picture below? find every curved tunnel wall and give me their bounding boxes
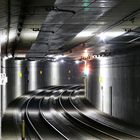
[1,58,26,113]
[27,60,46,91]
[44,61,84,86]
[2,59,47,112]
[1,59,84,113]
[87,51,140,125]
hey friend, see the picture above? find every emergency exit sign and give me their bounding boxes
[0,73,8,85]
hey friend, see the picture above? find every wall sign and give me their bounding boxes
[0,73,8,85]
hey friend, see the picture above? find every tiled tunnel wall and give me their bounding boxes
[87,51,140,125]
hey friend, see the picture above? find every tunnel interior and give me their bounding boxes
[0,0,140,139]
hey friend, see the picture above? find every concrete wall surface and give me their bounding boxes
[1,59,84,112]
[44,61,84,86]
[88,51,140,125]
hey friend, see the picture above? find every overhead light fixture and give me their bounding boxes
[22,31,39,39]
[0,34,7,43]
[55,55,65,60]
[14,53,26,58]
[60,59,64,63]
[75,60,80,64]
[84,49,88,53]
[97,31,125,41]
[0,30,16,43]
[83,49,89,58]
[76,31,94,37]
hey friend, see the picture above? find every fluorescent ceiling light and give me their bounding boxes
[22,31,39,39]
[0,30,16,43]
[83,49,89,58]
[0,35,7,43]
[9,30,16,40]
[98,31,125,41]
[75,60,80,64]
[60,59,64,63]
[55,55,65,60]
[76,31,93,37]
[15,53,26,58]
[84,49,88,53]
[46,54,65,61]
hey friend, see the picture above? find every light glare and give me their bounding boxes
[98,31,125,41]
[55,55,65,60]
[22,31,39,39]
[83,61,90,76]
[84,66,89,76]
[75,60,80,64]
[60,59,64,63]
[0,30,16,43]
[76,31,93,37]
[83,50,89,58]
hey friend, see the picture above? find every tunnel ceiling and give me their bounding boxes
[0,0,140,59]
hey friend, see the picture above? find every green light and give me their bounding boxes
[83,0,90,11]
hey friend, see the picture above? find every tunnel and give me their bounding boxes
[0,0,140,139]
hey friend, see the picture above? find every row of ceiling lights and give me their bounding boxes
[49,49,111,63]
[0,28,126,45]
[76,30,125,41]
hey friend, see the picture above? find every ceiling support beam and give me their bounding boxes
[5,0,11,56]
[11,0,29,57]
[105,8,140,32]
